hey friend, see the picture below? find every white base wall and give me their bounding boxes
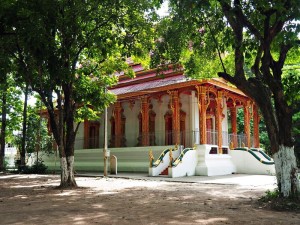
[42,145,175,173]
[4,147,17,168]
[42,144,276,177]
[195,145,236,176]
[230,150,275,175]
[168,150,197,178]
[149,148,180,176]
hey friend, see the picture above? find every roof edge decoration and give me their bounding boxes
[109,63,247,100]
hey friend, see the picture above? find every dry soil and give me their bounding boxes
[0,174,299,225]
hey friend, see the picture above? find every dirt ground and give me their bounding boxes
[0,174,299,225]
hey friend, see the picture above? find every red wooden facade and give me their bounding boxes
[41,63,260,151]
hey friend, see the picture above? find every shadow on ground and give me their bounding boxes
[0,174,299,225]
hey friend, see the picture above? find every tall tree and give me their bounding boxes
[2,0,159,187]
[0,0,23,171]
[152,0,300,197]
[0,73,23,171]
[0,9,11,171]
[0,74,8,171]
[20,83,29,168]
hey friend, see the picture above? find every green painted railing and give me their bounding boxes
[234,148,274,165]
[250,148,272,161]
[152,147,176,167]
[171,148,194,167]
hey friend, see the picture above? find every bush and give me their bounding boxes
[19,161,48,174]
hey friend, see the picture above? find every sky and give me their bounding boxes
[156,1,169,17]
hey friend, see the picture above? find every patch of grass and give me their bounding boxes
[258,189,300,212]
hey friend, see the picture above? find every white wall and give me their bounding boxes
[75,123,84,150]
[222,98,228,132]
[123,101,139,146]
[222,98,229,146]
[195,144,236,176]
[169,150,198,177]
[180,93,190,147]
[230,150,275,175]
[155,95,170,145]
[190,91,200,145]
[4,147,17,168]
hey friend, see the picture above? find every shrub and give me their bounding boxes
[19,161,48,174]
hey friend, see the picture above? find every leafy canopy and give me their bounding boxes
[5,0,160,125]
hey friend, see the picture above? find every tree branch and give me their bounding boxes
[218,1,238,31]
[73,13,117,66]
[205,19,227,74]
[218,72,236,85]
[268,43,291,81]
[74,121,81,135]
[231,0,263,40]
[251,45,263,78]
[218,0,247,83]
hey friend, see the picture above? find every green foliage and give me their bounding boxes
[12,0,156,112]
[154,3,300,195]
[1,0,160,164]
[151,0,236,78]
[263,189,281,200]
[11,99,54,162]
[26,102,54,154]
[282,66,300,165]
[0,74,23,142]
[282,68,300,110]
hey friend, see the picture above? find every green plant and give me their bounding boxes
[259,189,300,212]
[264,189,281,200]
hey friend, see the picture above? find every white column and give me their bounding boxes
[190,91,199,145]
[222,98,229,146]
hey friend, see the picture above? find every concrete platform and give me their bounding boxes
[76,172,277,190]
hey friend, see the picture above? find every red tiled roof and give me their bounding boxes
[110,75,188,95]
[117,68,177,85]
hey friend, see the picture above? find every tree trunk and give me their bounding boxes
[218,75,300,197]
[60,155,77,188]
[49,85,77,188]
[59,121,77,188]
[225,76,299,197]
[0,86,7,171]
[20,84,29,167]
[217,0,300,198]
[274,145,299,197]
[58,119,77,188]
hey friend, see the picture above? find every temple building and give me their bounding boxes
[76,63,260,152]
[42,62,275,176]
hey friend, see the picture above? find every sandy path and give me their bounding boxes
[0,174,299,225]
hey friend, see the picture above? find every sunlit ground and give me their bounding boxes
[0,174,299,225]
